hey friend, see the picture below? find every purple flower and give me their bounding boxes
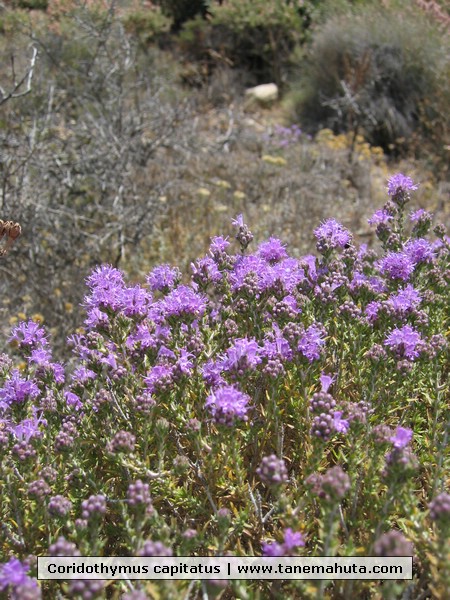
[257,237,288,263]
[232,214,253,249]
[368,209,394,226]
[314,219,351,252]
[205,385,250,426]
[387,173,419,198]
[388,285,421,314]
[428,492,450,524]
[9,320,48,350]
[0,558,30,591]
[365,301,382,323]
[146,264,181,292]
[48,495,72,517]
[319,373,334,393]
[81,494,107,520]
[384,325,422,360]
[390,426,413,449]
[0,370,39,405]
[64,391,82,410]
[120,285,151,317]
[222,337,261,373]
[257,455,289,486]
[403,238,434,264]
[210,236,230,254]
[137,541,172,557]
[85,264,124,311]
[306,466,351,502]
[282,528,305,552]
[10,415,46,442]
[191,256,222,285]
[333,411,350,434]
[410,208,432,223]
[161,286,206,319]
[144,364,174,394]
[298,324,326,362]
[72,367,97,385]
[378,251,416,281]
[262,528,304,557]
[374,530,414,557]
[262,541,285,557]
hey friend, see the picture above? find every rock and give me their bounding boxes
[245,83,278,105]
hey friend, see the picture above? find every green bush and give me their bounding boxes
[178,0,305,87]
[286,3,450,160]
[122,6,171,45]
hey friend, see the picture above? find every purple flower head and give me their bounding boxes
[378,251,416,281]
[191,256,222,286]
[11,415,46,442]
[0,558,31,592]
[261,541,285,557]
[390,426,413,449]
[144,364,174,394]
[428,492,450,524]
[81,494,107,521]
[175,349,194,376]
[365,301,382,323]
[410,208,432,223]
[84,264,124,311]
[232,214,253,249]
[205,385,250,426]
[300,254,318,282]
[257,237,288,263]
[403,238,434,264]
[72,366,97,385]
[298,324,326,362]
[388,285,421,314]
[161,286,206,319]
[282,528,305,552]
[120,285,151,317]
[368,209,394,226]
[262,528,304,557]
[306,466,351,503]
[202,360,225,387]
[0,370,39,405]
[64,391,82,410]
[137,541,173,557]
[314,219,351,252]
[387,173,419,204]
[146,264,181,292]
[210,235,230,254]
[320,372,335,393]
[384,325,422,360]
[10,320,48,350]
[257,454,289,486]
[333,411,350,434]
[374,530,414,557]
[48,495,72,517]
[222,337,261,374]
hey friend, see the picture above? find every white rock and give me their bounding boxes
[245,83,278,104]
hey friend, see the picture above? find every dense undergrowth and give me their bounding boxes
[0,175,449,599]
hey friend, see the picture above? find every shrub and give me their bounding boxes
[0,175,449,598]
[178,0,305,87]
[286,3,450,161]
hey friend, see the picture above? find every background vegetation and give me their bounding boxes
[0,0,448,354]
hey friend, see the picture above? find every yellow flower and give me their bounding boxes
[197,187,211,197]
[262,155,287,166]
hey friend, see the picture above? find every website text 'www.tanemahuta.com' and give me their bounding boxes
[38,556,413,580]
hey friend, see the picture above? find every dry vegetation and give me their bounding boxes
[0,0,448,357]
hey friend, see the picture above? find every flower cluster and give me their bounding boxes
[0,174,448,598]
